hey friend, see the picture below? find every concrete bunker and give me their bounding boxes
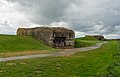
[17,27,75,48]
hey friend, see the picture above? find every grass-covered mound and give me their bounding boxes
[75,36,100,48]
[78,36,98,40]
[0,35,53,52]
[75,39,100,48]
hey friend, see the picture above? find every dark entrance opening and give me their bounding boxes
[53,37,66,47]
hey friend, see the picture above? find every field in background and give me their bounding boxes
[77,36,98,40]
[75,36,101,48]
[0,41,119,77]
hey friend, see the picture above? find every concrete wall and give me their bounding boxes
[17,27,75,48]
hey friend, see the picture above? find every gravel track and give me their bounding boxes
[0,42,107,62]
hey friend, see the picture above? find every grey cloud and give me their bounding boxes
[3,0,120,38]
[8,0,74,24]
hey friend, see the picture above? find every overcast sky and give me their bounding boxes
[0,0,120,39]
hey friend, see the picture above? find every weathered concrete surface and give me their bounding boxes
[17,27,75,48]
[0,42,107,62]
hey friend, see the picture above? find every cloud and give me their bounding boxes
[8,0,73,24]
[0,0,32,34]
[0,0,120,38]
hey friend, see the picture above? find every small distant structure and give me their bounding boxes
[17,27,75,48]
[85,35,105,41]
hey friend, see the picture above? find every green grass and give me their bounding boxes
[0,35,54,52]
[75,36,100,48]
[78,36,98,40]
[75,38,100,48]
[0,41,119,77]
[0,34,100,52]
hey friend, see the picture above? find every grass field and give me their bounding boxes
[75,36,101,48]
[0,35,99,52]
[0,41,119,77]
[0,35,54,52]
[77,36,98,40]
[0,34,101,57]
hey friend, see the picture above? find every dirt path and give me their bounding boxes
[0,42,107,62]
